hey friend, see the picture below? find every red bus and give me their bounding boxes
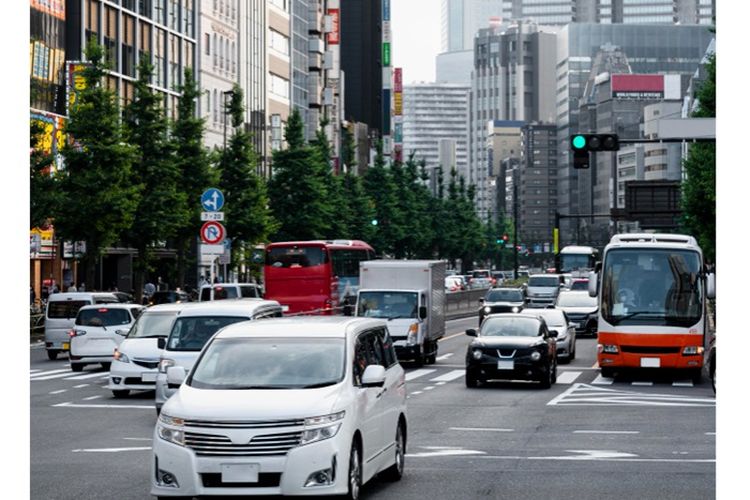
[264,240,376,315]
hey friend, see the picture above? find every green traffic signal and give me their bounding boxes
[371,219,378,226]
[572,135,586,149]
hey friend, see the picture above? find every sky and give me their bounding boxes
[392,0,442,84]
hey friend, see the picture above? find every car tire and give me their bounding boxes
[46,350,58,361]
[600,367,615,378]
[101,362,111,370]
[344,440,362,500]
[551,359,557,384]
[569,341,576,361]
[382,422,405,482]
[690,368,703,385]
[465,369,480,388]
[112,390,129,398]
[71,363,84,372]
[539,362,553,389]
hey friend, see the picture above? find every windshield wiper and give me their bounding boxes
[610,311,663,325]
[388,315,414,320]
[300,381,339,388]
[140,334,167,338]
[223,385,298,390]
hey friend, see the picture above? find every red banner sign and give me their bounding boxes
[327,9,340,45]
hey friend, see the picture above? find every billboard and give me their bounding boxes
[31,0,65,20]
[611,74,681,100]
[382,42,391,67]
[66,61,90,114]
[30,109,67,172]
[393,68,402,92]
[327,9,339,45]
[382,0,390,21]
[30,226,55,259]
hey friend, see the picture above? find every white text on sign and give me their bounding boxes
[201,212,225,221]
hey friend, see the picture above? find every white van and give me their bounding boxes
[155,299,283,413]
[199,283,263,301]
[44,292,119,360]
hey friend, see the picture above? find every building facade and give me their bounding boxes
[402,83,470,187]
[518,123,557,249]
[487,120,524,218]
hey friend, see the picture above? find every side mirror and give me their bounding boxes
[419,306,427,320]
[478,297,485,304]
[465,328,477,337]
[706,273,716,299]
[157,337,166,349]
[361,365,386,388]
[166,366,187,387]
[548,330,559,338]
[115,329,128,336]
[588,272,598,297]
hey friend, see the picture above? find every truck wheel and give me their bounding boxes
[47,350,58,361]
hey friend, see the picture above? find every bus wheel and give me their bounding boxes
[690,369,703,385]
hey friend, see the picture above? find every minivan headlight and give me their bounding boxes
[157,413,185,446]
[483,306,491,314]
[113,348,130,363]
[300,411,345,446]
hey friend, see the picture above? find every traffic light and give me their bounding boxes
[570,134,620,169]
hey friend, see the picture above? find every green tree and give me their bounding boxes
[268,108,330,241]
[681,51,716,262]
[171,67,218,287]
[124,56,187,300]
[56,39,139,289]
[30,121,60,229]
[310,119,347,239]
[341,170,376,243]
[218,85,277,271]
[363,143,401,255]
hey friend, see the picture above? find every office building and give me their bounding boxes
[487,120,524,217]
[518,123,557,248]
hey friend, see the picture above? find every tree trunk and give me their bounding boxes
[133,244,148,304]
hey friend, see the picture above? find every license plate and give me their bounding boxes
[497,360,514,370]
[62,342,70,350]
[640,357,661,368]
[221,463,259,483]
[281,305,290,312]
[572,322,581,328]
[141,372,157,382]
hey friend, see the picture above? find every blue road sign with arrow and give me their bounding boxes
[201,188,225,212]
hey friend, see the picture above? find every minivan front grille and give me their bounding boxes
[184,418,304,429]
[132,358,159,369]
[185,431,303,456]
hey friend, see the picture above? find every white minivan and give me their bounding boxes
[68,303,145,371]
[152,316,407,499]
[199,283,263,301]
[108,303,191,398]
[155,300,283,413]
[44,292,119,360]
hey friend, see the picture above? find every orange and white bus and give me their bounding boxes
[589,233,715,381]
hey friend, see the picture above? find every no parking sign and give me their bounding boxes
[200,221,225,245]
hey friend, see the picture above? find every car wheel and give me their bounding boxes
[539,362,552,389]
[46,350,58,361]
[382,422,405,481]
[600,367,615,378]
[465,369,480,388]
[690,368,703,385]
[101,362,111,370]
[345,440,362,500]
[569,341,576,361]
[112,390,129,399]
[71,363,84,372]
[551,359,557,384]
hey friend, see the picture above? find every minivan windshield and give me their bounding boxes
[48,300,88,319]
[167,316,250,351]
[189,338,346,389]
[528,276,560,288]
[76,308,132,327]
[485,289,523,302]
[557,292,597,308]
[128,311,179,338]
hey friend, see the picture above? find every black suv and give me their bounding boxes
[478,287,525,326]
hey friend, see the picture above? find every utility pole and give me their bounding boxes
[513,180,518,280]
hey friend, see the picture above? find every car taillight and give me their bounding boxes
[68,329,76,338]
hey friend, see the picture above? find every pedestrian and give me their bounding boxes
[68,282,77,292]
[50,281,59,294]
[30,286,36,305]
[198,275,207,289]
[78,282,86,292]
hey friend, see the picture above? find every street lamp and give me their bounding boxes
[222,89,234,150]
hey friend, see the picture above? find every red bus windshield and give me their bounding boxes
[264,241,374,314]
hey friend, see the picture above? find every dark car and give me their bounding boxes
[149,290,189,305]
[478,287,525,326]
[465,313,557,388]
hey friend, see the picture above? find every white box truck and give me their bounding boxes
[355,260,446,365]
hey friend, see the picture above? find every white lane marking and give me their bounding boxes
[405,369,436,381]
[53,402,153,409]
[430,369,465,382]
[438,332,466,343]
[410,391,423,395]
[49,389,67,395]
[123,438,152,441]
[631,381,653,386]
[72,447,151,453]
[592,375,614,385]
[556,371,583,384]
[407,447,486,458]
[573,430,640,435]
[32,371,84,381]
[436,353,454,361]
[672,381,694,387]
[30,369,42,373]
[547,383,715,407]
[64,372,110,380]
[706,432,716,436]
[30,369,70,379]
[423,386,435,391]
[73,384,89,389]
[435,382,446,386]
[83,395,102,401]
[450,427,514,433]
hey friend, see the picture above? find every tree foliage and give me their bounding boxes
[30,122,60,229]
[55,40,140,286]
[681,51,715,263]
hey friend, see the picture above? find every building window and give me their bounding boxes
[122,14,136,77]
[184,0,194,37]
[205,33,210,55]
[269,30,289,56]
[213,89,218,122]
[139,0,153,18]
[169,33,179,88]
[140,22,152,66]
[270,74,290,99]
[103,6,118,71]
[213,34,217,66]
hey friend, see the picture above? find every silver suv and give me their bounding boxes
[525,274,564,308]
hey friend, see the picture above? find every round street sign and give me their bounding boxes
[200,221,226,245]
[201,188,225,212]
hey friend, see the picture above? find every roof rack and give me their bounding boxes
[609,233,697,246]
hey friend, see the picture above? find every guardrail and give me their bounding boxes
[445,288,485,318]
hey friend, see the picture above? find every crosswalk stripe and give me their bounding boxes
[30,368,70,379]
[592,375,614,385]
[672,381,694,387]
[64,372,111,380]
[556,371,583,384]
[436,353,454,361]
[32,371,81,381]
[632,381,653,386]
[30,369,42,374]
[430,370,465,382]
[405,369,436,381]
